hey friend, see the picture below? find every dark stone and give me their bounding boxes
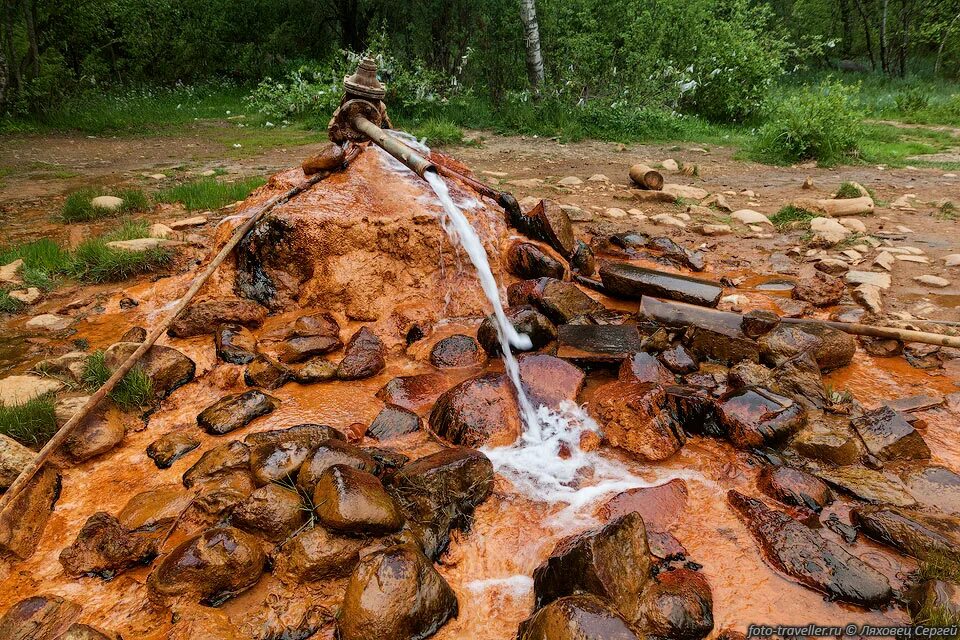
[814,466,915,507]
[662,385,721,436]
[147,526,266,605]
[770,351,827,408]
[634,568,714,640]
[852,406,930,461]
[636,299,761,366]
[904,466,960,515]
[793,271,844,307]
[246,423,343,485]
[103,342,195,403]
[0,465,61,559]
[789,417,861,466]
[599,262,723,307]
[429,373,522,447]
[717,388,806,449]
[517,595,640,640]
[506,241,567,280]
[589,382,686,461]
[520,353,585,410]
[274,334,342,365]
[146,432,199,469]
[556,324,643,363]
[0,595,81,640]
[61,406,125,463]
[648,236,707,272]
[619,352,675,385]
[182,441,250,488]
[296,439,377,493]
[512,199,575,257]
[570,240,596,276]
[197,390,279,435]
[377,373,453,414]
[293,357,338,383]
[596,479,688,531]
[852,505,960,562]
[192,472,256,516]
[272,524,369,582]
[337,326,386,380]
[886,394,944,413]
[244,355,292,389]
[527,278,608,324]
[758,326,821,367]
[119,297,139,310]
[314,465,404,535]
[365,447,410,474]
[860,337,903,357]
[231,483,308,542]
[533,512,651,620]
[740,310,780,338]
[429,334,485,369]
[120,326,146,342]
[168,299,267,338]
[388,447,494,559]
[757,466,832,512]
[118,486,193,531]
[368,404,422,440]
[793,323,857,371]
[727,362,772,389]
[660,344,698,374]
[338,542,458,640]
[59,512,160,578]
[727,490,892,607]
[215,323,257,365]
[477,305,556,356]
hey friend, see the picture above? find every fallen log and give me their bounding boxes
[599,262,723,307]
[792,196,874,217]
[628,164,664,191]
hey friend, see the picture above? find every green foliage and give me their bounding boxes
[0,239,72,290]
[769,205,816,230]
[752,80,865,165]
[835,182,865,199]
[896,86,933,113]
[0,395,57,446]
[69,240,171,284]
[0,291,24,314]
[937,201,960,220]
[81,351,153,411]
[62,188,150,222]
[155,176,267,211]
[409,119,464,146]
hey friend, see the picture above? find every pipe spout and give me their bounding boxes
[352,115,436,178]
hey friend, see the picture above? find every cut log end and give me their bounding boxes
[629,164,664,191]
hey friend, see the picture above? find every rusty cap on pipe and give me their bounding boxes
[344,57,386,100]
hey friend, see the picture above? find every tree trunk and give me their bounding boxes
[897,0,909,77]
[21,0,38,80]
[0,42,7,107]
[518,0,544,94]
[853,0,877,70]
[935,11,960,75]
[839,0,853,57]
[880,0,890,73]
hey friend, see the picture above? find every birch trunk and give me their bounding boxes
[519,0,544,94]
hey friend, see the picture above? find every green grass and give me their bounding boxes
[835,182,865,199]
[937,201,959,220]
[769,205,816,230]
[913,555,960,630]
[0,238,72,291]
[69,238,171,283]
[0,394,57,446]
[81,351,153,411]
[154,176,266,210]
[409,118,465,146]
[62,187,150,222]
[0,290,24,313]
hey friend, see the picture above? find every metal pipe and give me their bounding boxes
[353,115,436,178]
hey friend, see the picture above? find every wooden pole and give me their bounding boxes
[0,154,358,515]
[628,164,664,191]
[781,317,960,348]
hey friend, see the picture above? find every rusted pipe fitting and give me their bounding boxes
[353,115,436,178]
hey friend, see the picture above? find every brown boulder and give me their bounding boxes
[429,334,485,369]
[197,390,279,435]
[660,344,698,374]
[244,355,292,389]
[517,595,640,640]
[525,278,607,324]
[789,417,861,465]
[0,464,61,559]
[272,524,369,582]
[589,382,685,461]
[296,439,377,493]
[0,595,81,640]
[520,353,585,410]
[103,342,196,402]
[793,322,857,371]
[514,199,575,257]
[231,483,307,542]
[634,568,714,640]
[619,352,674,385]
[59,512,160,578]
[429,373,522,447]
[181,440,250,488]
[146,432,200,469]
[118,486,193,530]
[368,404,422,440]
[596,479,688,531]
[717,388,806,449]
[477,305,557,356]
[377,373,453,414]
[852,406,930,461]
[62,405,126,463]
[247,423,343,486]
[740,310,779,338]
[337,326,386,380]
[168,299,267,338]
[757,466,832,512]
[314,465,404,535]
[506,240,567,280]
[852,505,960,562]
[904,466,960,515]
[793,271,844,307]
[214,323,257,364]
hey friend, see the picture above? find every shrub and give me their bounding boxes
[895,86,932,114]
[0,394,57,446]
[752,80,864,165]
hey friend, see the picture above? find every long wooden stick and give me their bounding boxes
[0,157,356,515]
[782,317,960,348]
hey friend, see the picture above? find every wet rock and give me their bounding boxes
[814,466,915,507]
[596,479,688,531]
[740,310,780,338]
[193,472,256,516]
[570,240,596,276]
[853,505,960,561]
[231,483,308,542]
[388,447,494,559]
[634,568,714,640]
[146,432,200,469]
[793,271,844,307]
[182,440,251,488]
[247,424,342,485]
[368,404,422,440]
[104,342,196,402]
[533,512,650,620]
[215,323,257,364]
[0,434,33,490]
[619,352,675,385]
[168,299,267,338]
[527,278,607,324]
[377,373,452,414]
[0,595,81,639]
[244,355,292,389]
[758,325,822,367]
[293,357,338,383]
[727,490,892,606]
[62,406,126,463]
[590,382,686,461]
[267,313,343,364]
[647,531,688,560]
[429,334,485,369]
[907,580,960,621]
[717,388,806,449]
[520,354,585,409]
[770,352,828,409]
[727,362,772,389]
[273,524,369,582]
[338,542,458,640]
[25,313,72,331]
[757,466,832,512]
[660,344,698,374]
[0,374,64,405]
[557,324,644,364]
[600,262,722,307]
[118,486,193,530]
[148,526,266,605]
[517,595,640,640]
[904,466,960,515]
[337,326,386,380]
[301,141,345,175]
[852,406,930,461]
[793,323,857,371]
[430,373,522,447]
[477,305,556,356]
[60,623,116,639]
[59,512,160,578]
[0,465,61,559]
[512,199,575,257]
[314,465,404,535]
[197,390,279,435]
[297,439,377,493]
[638,299,760,366]
[789,417,861,465]
[649,236,707,272]
[506,241,567,280]
[860,337,902,357]
[33,351,88,384]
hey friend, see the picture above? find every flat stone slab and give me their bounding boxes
[0,375,64,406]
[25,314,72,331]
[105,238,178,252]
[556,324,643,363]
[845,271,891,290]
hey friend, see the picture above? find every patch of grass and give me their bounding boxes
[835,182,865,199]
[410,119,465,146]
[912,554,960,630]
[0,290,24,314]
[0,238,72,290]
[69,238,171,283]
[103,219,151,242]
[155,176,266,211]
[770,205,816,230]
[81,351,153,411]
[62,187,150,222]
[0,394,57,446]
[937,201,960,220]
